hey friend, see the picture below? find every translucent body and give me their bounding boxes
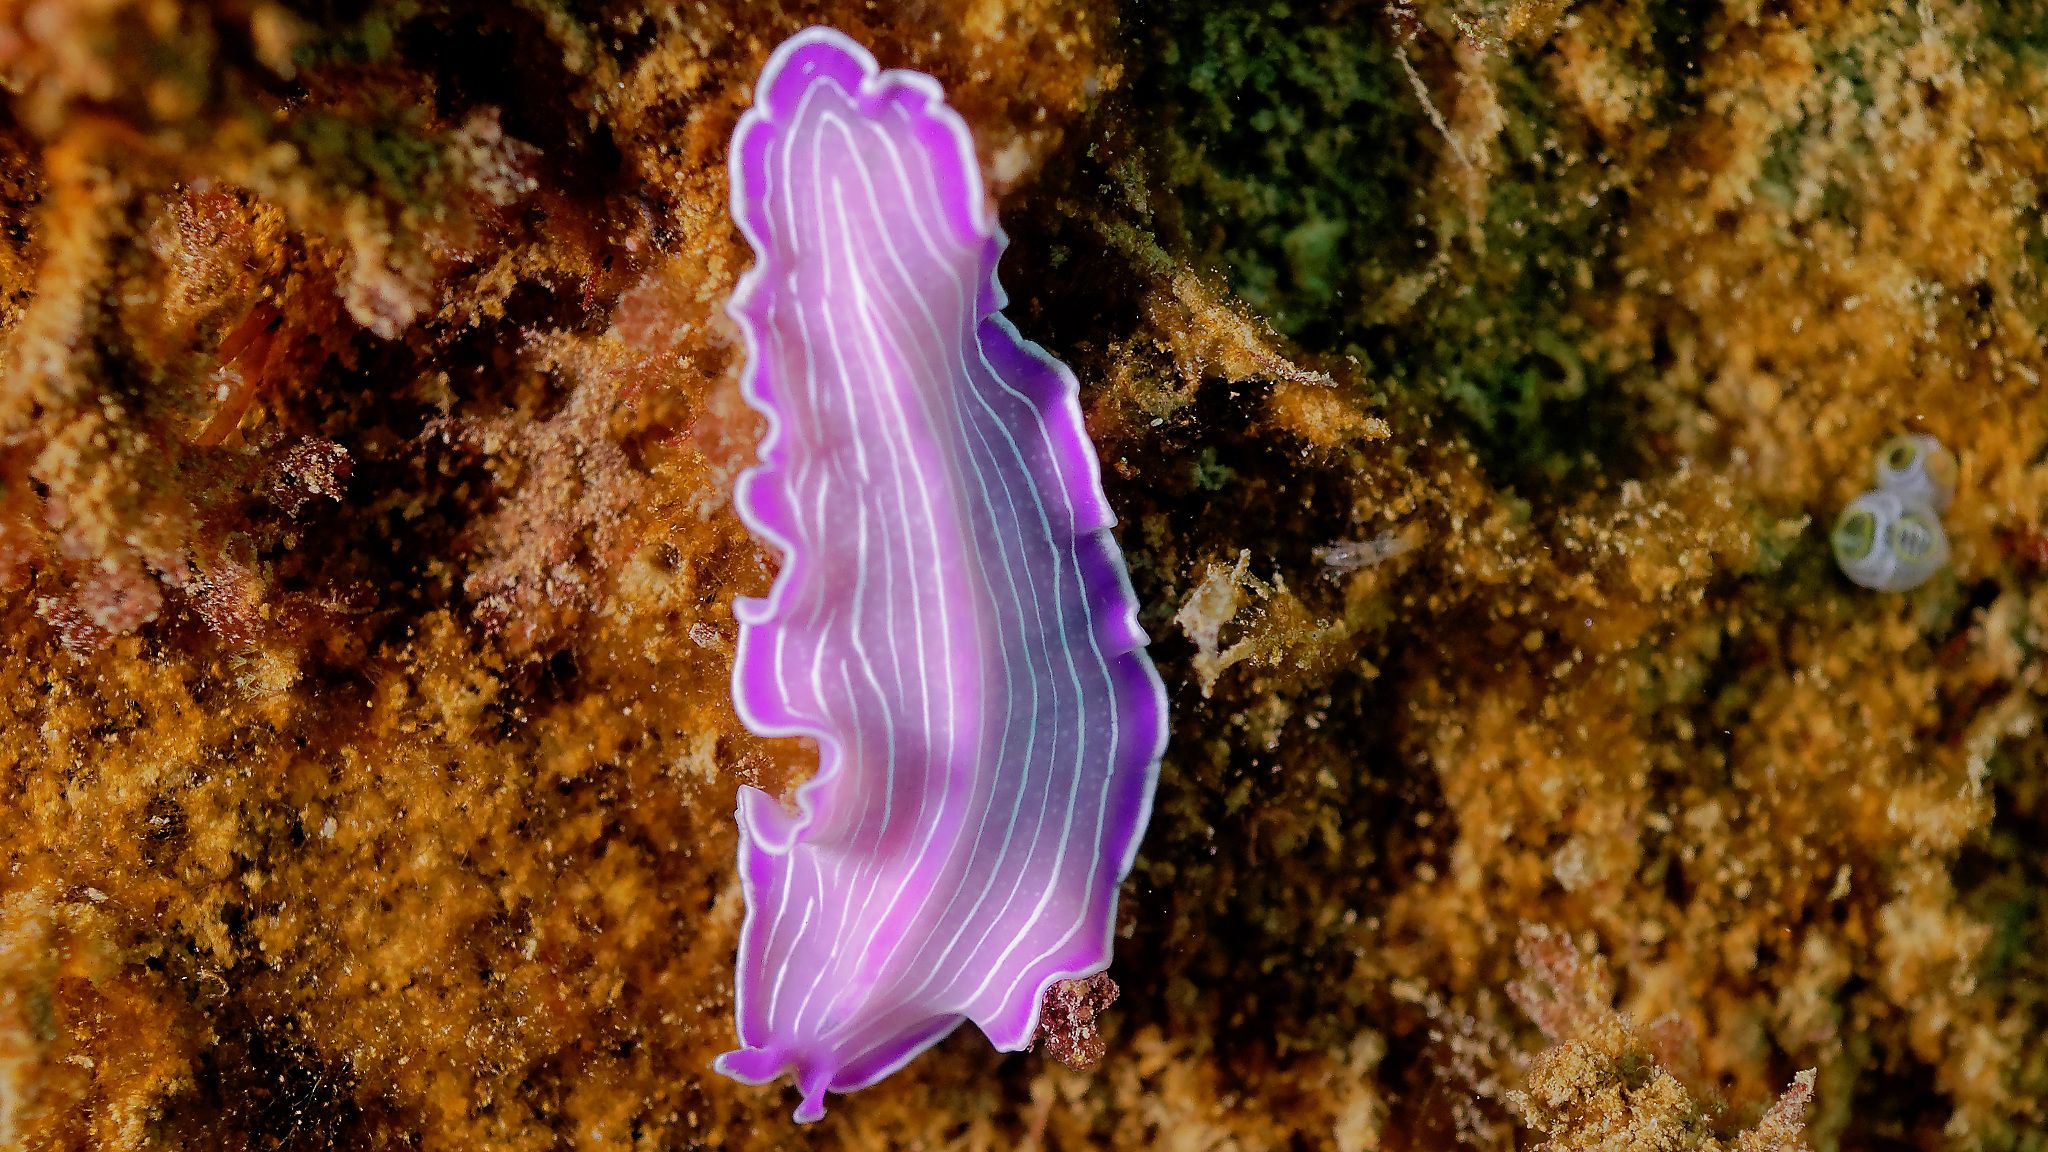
[1873,432,1957,513]
[1832,488,1950,592]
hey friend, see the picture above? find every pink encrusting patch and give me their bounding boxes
[713,26,1169,1123]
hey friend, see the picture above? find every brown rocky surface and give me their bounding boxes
[0,1,2043,1148]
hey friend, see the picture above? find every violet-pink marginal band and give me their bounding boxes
[713,25,1170,1123]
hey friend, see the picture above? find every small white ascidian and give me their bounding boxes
[1871,432,1957,514]
[1832,434,1954,592]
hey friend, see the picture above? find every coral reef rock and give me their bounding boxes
[1,1,2045,1149]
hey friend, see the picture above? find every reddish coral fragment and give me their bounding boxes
[1033,973,1120,1070]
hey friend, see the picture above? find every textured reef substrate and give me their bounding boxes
[2,1,2046,1149]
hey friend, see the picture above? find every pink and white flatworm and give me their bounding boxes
[712,26,1169,1123]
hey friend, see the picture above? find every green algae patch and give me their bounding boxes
[1147,3,1429,344]
[1143,2,1710,494]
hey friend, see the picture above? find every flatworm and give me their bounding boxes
[712,27,1169,1122]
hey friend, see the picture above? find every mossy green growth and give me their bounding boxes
[1974,0,2048,58]
[1146,3,1428,343]
[293,1,427,69]
[1141,3,1699,495]
[1190,445,1237,492]
[285,105,449,209]
[1960,747,2048,1150]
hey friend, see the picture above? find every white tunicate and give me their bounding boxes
[1872,432,1957,513]
[1831,488,1950,592]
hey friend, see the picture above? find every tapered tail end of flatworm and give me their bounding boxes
[724,790,974,1121]
[715,1014,964,1124]
[711,1047,829,1123]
